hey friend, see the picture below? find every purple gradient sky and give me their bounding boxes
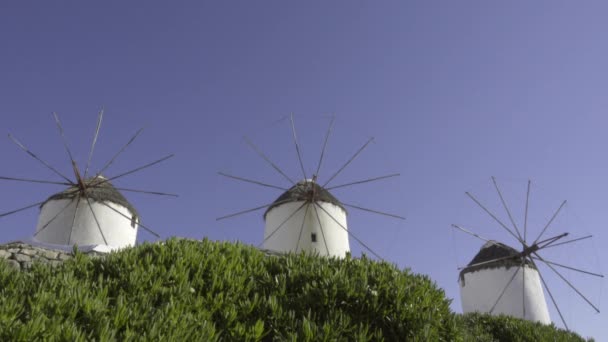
[0,1,606,339]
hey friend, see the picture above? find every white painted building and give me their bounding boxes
[263,179,349,257]
[459,240,551,324]
[32,176,139,250]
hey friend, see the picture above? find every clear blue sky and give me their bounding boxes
[0,1,606,339]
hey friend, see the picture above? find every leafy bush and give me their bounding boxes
[455,313,587,342]
[0,238,589,341]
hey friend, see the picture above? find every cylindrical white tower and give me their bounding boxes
[263,179,349,257]
[33,176,139,249]
[459,241,551,324]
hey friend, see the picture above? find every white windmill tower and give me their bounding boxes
[262,178,349,257]
[0,110,176,252]
[218,115,404,258]
[452,177,603,330]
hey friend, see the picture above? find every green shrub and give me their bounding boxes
[455,312,587,342]
[0,238,589,341]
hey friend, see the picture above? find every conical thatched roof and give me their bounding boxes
[41,176,139,219]
[459,240,536,280]
[264,180,345,219]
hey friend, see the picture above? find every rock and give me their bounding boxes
[21,261,32,269]
[14,254,31,263]
[7,248,21,253]
[42,251,59,260]
[20,249,37,256]
[0,250,10,259]
[5,259,20,270]
[58,254,72,261]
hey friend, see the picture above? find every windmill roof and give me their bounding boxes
[263,180,345,219]
[459,240,536,280]
[41,176,139,219]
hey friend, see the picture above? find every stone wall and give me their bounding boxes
[0,242,105,271]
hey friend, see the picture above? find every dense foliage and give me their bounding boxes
[0,239,586,341]
[457,313,588,342]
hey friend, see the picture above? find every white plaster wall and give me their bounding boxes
[33,198,138,249]
[460,265,551,324]
[263,201,349,257]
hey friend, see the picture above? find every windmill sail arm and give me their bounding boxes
[258,201,308,247]
[340,202,405,220]
[216,198,294,221]
[531,256,603,278]
[0,176,72,186]
[218,172,287,191]
[534,252,601,313]
[97,127,145,176]
[542,235,593,249]
[109,186,179,198]
[314,202,384,261]
[96,200,160,238]
[0,201,46,218]
[8,133,73,184]
[326,173,400,191]
[537,265,569,330]
[84,108,104,178]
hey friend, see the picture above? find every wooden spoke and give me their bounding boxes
[532,257,604,278]
[533,200,567,245]
[340,202,405,220]
[97,127,144,176]
[259,201,308,247]
[536,232,568,249]
[218,172,287,191]
[216,199,293,221]
[295,203,310,252]
[243,136,295,185]
[96,200,160,238]
[311,202,330,255]
[84,196,108,245]
[34,197,76,237]
[106,186,179,198]
[290,113,307,180]
[451,224,490,242]
[537,266,569,331]
[542,235,593,249]
[0,176,71,186]
[535,253,600,313]
[52,112,78,169]
[466,191,524,244]
[524,180,531,242]
[0,201,46,218]
[326,173,400,191]
[8,134,73,184]
[67,195,82,244]
[323,137,374,188]
[492,176,523,241]
[314,202,384,261]
[84,108,104,178]
[315,115,334,179]
[490,265,522,314]
[458,254,520,271]
[105,154,174,183]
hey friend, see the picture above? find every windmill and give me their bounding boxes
[451,177,603,330]
[217,115,404,259]
[0,109,176,251]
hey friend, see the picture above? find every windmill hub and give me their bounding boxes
[521,243,539,257]
[264,179,345,218]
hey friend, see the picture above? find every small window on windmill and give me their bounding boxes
[311,233,317,243]
[131,215,136,228]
